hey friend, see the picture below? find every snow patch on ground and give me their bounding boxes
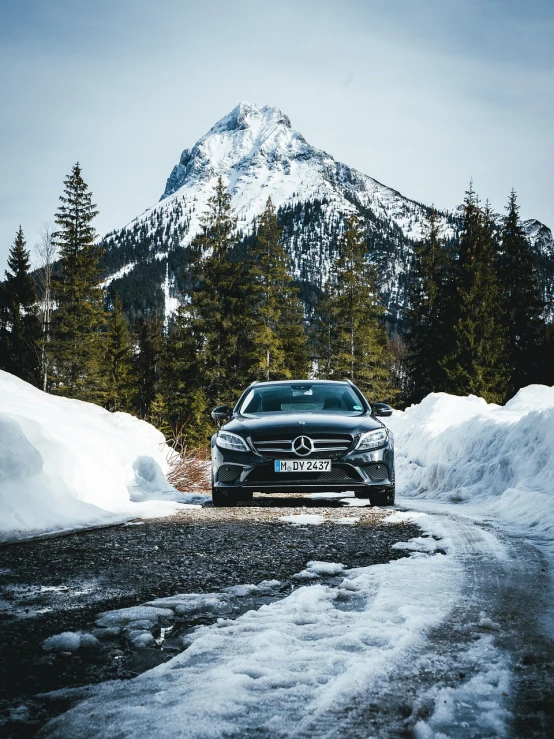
[336,516,360,525]
[95,606,175,628]
[0,371,203,541]
[279,513,326,525]
[43,631,100,653]
[393,536,441,555]
[414,636,511,739]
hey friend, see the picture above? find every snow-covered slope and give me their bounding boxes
[159,102,429,243]
[101,103,441,322]
[0,371,203,541]
[101,102,554,322]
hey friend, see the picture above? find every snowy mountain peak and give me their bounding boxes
[104,103,554,324]
[108,102,458,322]
[210,102,292,134]
[161,102,304,201]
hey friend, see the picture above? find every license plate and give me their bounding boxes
[274,460,331,472]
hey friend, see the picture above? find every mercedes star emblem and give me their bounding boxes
[292,435,313,456]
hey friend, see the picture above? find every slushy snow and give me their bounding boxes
[0,371,203,541]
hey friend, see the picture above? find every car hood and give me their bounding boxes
[223,412,384,438]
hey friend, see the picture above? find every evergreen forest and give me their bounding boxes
[0,165,551,449]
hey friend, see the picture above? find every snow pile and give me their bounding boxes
[43,631,100,653]
[95,605,175,628]
[292,560,346,581]
[0,371,203,541]
[388,385,554,536]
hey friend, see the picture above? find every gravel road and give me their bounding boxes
[0,494,419,737]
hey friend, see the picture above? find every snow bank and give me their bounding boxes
[388,385,554,537]
[0,371,203,541]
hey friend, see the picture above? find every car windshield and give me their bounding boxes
[239,383,366,416]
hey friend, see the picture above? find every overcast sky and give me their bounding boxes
[1,0,553,267]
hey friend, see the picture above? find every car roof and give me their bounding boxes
[249,379,350,387]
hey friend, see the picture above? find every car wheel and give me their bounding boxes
[370,485,395,506]
[211,487,238,507]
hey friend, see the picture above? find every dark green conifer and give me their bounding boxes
[134,314,164,420]
[188,177,250,404]
[313,283,333,380]
[50,164,106,402]
[320,215,397,401]
[160,305,212,447]
[497,190,544,394]
[0,227,40,384]
[247,197,309,380]
[405,208,452,402]
[442,187,509,402]
[278,289,310,378]
[103,295,136,412]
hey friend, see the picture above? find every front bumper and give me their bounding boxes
[211,437,394,495]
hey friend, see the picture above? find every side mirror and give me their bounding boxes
[211,405,232,422]
[373,402,393,417]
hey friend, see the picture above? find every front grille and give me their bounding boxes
[362,463,389,482]
[251,434,353,459]
[245,463,361,484]
[217,464,242,483]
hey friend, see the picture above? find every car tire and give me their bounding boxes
[370,485,396,506]
[211,487,238,507]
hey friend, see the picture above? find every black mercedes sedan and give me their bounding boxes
[210,380,395,507]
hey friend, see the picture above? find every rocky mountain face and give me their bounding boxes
[100,102,553,326]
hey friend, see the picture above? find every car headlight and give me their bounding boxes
[217,431,249,452]
[355,428,388,450]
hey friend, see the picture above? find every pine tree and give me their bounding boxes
[442,187,509,402]
[50,163,106,402]
[134,314,164,420]
[319,215,397,401]
[497,190,544,394]
[188,177,251,404]
[103,295,136,412]
[247,197,309,380]
[278,287,310,378]
[0,227,40,384]
[313,282,333,380]
[159,305,212,447]
[405,208,453,402]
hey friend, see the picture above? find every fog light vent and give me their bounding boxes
[217,465,241,483]
[363,463,388,482]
